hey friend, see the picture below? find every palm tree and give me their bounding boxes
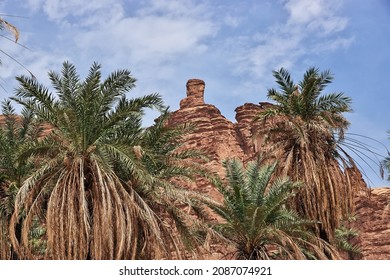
[129,111,212,259]
[382,131,390,181]
[7,61,191,259]
[0,100,42,259]
[206,157,339,260]
[256,67,360,241]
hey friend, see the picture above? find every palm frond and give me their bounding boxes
[0,17,19,42]
[206,156,339,260]
[271,68,295,97]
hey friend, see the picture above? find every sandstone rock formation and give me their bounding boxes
[168,78,390,260]
[234,103,265,156]
[179,79,205,109]
[168,79,246,195]
[354,188,390,259]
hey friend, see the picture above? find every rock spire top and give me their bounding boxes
[179,79,205,109]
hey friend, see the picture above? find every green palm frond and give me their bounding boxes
[335,226,361,258]
[271,68,295,97]
[246,158,273,204]
[0,99,42,259]
[381,131,390,181]
[14,76,58,114]
[317,93,352,114]
[266,89,288,108]
[49,61,80,109]
[206,156,339,260]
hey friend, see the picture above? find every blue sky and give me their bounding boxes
[0,0,389,187]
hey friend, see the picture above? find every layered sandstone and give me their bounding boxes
[354,188,390,259]
[168,79,246,189]
[234,103,265,156]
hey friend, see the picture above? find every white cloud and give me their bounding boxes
[285,0,349,34]
[136,0,210,19]
[309,16,348,35]
[0,41,67,91]
[65,0,217,78]
[234,29,303,78]
[15,0,217,82]
[25,0,44,12]
[76,16,214,60]
[26,0,124,27]
[316,36,355,52]
[286,0,328,24]
[230,0,351,83]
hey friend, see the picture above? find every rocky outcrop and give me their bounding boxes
[234,103,264,156]
[179,79,205,109]
[168,78,390,260]
[169,80,272,165]
[354,188,390,259]
[169,80,245,165]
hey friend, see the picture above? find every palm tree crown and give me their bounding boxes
[207,157,339,260]
[262,67,351,136]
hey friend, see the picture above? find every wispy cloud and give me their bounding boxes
[223,14,241,28]
[7,0,217,81]
[24,0,216,58]
[1,0,219,110]
[230,0,353,84]
[75,15,215,64]
[26,0,124,26]
[0,43,66,87]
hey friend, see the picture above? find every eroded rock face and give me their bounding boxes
[168,79,246,199]
[234,103,264,156]
[168,78,390,260]
[354,188,390,259]
[170,79,246,163]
